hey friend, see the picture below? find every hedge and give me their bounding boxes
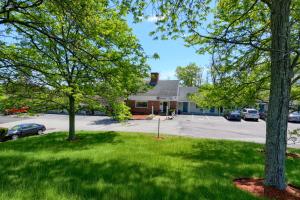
[0,127,8,138]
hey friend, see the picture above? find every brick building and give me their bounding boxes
[126,73,178,114]
[126,73,218,115]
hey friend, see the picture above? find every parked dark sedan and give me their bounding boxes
[224,110,241,121]
[7,123,46,140]
[259,112,267,120]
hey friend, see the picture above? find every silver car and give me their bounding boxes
[288,112,300,123]
[241,108,259,121]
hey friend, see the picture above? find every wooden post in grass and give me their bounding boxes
[157,118,160,138]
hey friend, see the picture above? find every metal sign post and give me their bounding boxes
[166,106,169,119]
[157,118,160,138]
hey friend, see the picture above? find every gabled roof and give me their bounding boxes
[136,80,179,97]
[178,87,198,101]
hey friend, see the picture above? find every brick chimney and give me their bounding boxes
[150,72,159,86]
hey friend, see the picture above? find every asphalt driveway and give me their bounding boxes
[1,114,300,147]
[0,115,29,124]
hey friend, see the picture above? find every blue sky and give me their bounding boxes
[128,20,211,80]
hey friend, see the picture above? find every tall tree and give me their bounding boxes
[265,0,292,189]
[0,0,149,140]
[119,0,299,189]
[175,63,202,87]
[0,0,43,24]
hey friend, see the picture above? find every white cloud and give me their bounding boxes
[145,15,165,23]
[159,70,176,80]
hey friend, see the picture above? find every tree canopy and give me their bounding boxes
[0,0,149,140]
[0,0,299,190]
[118,0,298,190]
[175,63,202,87]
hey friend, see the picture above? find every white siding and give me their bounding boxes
[189,102,202,113]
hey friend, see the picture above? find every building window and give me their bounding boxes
[135,101,148,108]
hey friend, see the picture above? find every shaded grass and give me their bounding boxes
[0,131,299,200]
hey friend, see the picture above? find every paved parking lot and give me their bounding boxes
[0,115,29,124]
[1,114,300,147]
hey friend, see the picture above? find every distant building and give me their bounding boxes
[126,73,219,115]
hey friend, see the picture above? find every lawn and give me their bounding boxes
[0,131,299,200]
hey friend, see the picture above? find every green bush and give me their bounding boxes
[109,102,132,122]
[169,109,176,115]
[0,127,8,138]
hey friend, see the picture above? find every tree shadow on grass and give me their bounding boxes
[0,131,121,153]
[286,154,300,186]
[0,133,281,199]
[166,139,300,190]
[165,140,265,182]
[0,154,259,200]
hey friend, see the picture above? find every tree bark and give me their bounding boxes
[265,0,292,190]
[68,95,76,140]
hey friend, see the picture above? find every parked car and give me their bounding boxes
[4,106,29,115]
[224,110,241,121]
[288,112,300,123]
[241,108,259,121]
[259,111,267,120]
[7,123,46,140]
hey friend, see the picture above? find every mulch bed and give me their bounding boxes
[257,149,300,159]
[131,115,151,120]
[154,136,165,141]
[234,178,300,200]
[286,152,300,159]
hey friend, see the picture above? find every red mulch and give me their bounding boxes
[234,178,300,200]
[154,136,165,140]
[287,152,300,159]
[131,115,150,120]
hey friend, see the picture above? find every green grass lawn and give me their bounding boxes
[0,131,299,200]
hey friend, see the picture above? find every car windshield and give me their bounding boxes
[11,125,20,131]
[248,110,258,114]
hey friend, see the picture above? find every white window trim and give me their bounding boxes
[135,101,148,108]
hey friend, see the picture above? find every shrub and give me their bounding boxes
[0,127,8,139]
[109,102,132,122]
[169,109,176,115]
[288,128,300,144]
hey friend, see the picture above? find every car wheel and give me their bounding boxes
[38,130,44,135]
[12,135,18,140]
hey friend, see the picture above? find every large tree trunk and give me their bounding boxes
[264,0,292,190]
[68,95,76,140]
